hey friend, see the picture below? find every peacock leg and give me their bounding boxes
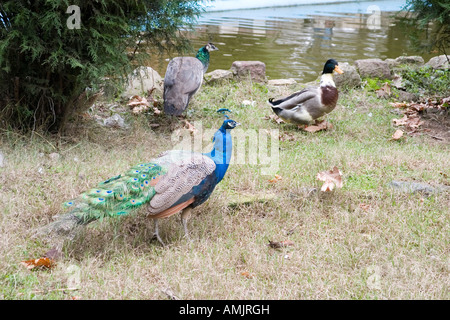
[152,219,166,247]
[181,207,192,241]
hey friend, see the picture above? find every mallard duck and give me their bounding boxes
[268,59,343,125]
[163,42,218,116]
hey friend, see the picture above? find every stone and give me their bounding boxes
[231,61,266,82]
[48,153,60,161]
[385,58,400,69]
[354,58,392,79]
[204,69,233,83]
[103,114,127,128]
[394,56,424,65]
[397,90,418,102]
[333,62,361,89]
[425,55,450,70]
[121,66,163,98]
[267,78,297,86]
[0,150,4,167]
[389,180,450,196]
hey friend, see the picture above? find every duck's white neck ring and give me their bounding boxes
[320,73,336,87]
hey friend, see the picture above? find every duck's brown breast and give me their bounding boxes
[321,86,338,107]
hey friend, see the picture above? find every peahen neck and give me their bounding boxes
[204,124,233,183]
[196,47,210,73]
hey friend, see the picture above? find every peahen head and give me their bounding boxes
[196,42,219,72]
[322,59,343,75]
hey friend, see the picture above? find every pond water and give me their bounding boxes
[151,0,434,83]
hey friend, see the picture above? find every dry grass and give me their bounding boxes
[0,79,449,300]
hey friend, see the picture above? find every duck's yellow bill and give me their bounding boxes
[334,65,344,74]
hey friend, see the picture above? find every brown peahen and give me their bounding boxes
[163,42,218,116]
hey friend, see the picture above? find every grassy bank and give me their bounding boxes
[0,78,449,299]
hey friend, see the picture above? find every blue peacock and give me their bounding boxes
[34,111,239,249]
[163,42,218,116]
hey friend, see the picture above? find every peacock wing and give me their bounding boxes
[147,150,216,215]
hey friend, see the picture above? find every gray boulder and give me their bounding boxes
[355,58,392,79]
[395,56,424,65]
[231,61,266,82]
[385,58,400,69]
[334,62,361,89]
[122,66,163,98]
[204,69,233,83]
[425,55,450,70]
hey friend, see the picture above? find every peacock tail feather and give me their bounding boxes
[63,162,167,222]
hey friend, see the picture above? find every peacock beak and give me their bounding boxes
[334,65,344,74]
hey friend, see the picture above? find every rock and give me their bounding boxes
[385,58,400,69]
[0,150,4,167]
[354,58,392,79]
[425,55,450,70]
[333,62,361,89]
[395,56,424,65]
[121,66,163,98]
[268,78,297,86]
[204,69,233,83]
[389,180,450,196]
[103,114,127,128]
[397,90,418,102]
[231,61,266,82]
[48,153,60,161]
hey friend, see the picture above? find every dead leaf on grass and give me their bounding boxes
[20,257,56,270]
[391,129,404,141]
[268,240,295,249]
[183,120,197,134]
[376,82,391,99]
[263,114,284,124]
[268,174,283,183]
[279,132,296,141]
[240,271,255,279]
[302,120,333,133]
[316,166,343,192]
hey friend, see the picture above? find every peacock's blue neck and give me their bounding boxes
[204,125,233,183]
[196,47,210,73]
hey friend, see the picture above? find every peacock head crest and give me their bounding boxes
[216,109,239,130]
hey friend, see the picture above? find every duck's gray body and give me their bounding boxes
[269,60,343,125]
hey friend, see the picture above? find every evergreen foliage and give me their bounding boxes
[0,0,204,132]
[401,0,450,59]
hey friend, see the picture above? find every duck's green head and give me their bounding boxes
[323,59,343,74]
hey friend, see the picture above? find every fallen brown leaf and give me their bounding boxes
[279,132,296,142]
[264,114,284,124]
[20,257,56,270]
[391,129,404,140]
[316,166,343,192]
[240,271,255,279]
[302,120,333,133]
[376,82,391,99]
[268,174,283,183]
[268,240,295,249]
